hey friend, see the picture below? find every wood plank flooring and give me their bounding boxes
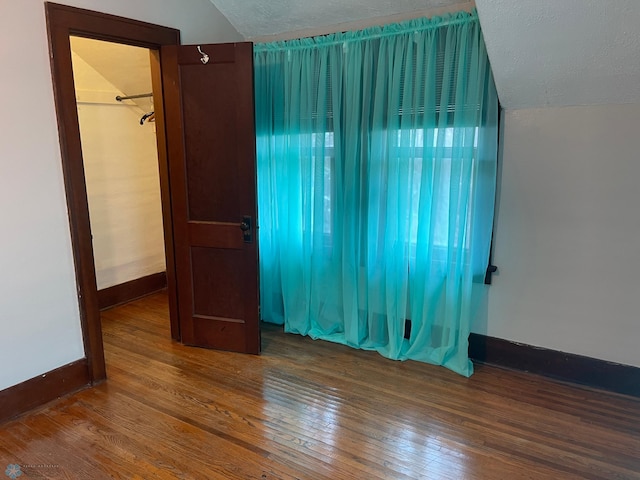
[1,292,639,479]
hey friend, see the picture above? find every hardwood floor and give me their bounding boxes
[1,292,639,479]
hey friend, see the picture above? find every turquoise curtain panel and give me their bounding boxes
[254,10,499,376]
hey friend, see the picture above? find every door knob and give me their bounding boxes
[240,215,252,242]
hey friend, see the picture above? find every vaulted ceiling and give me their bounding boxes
[209,0,470,39]
[477,0,640,109]
[209,0,640,110]
[70,38,152,114]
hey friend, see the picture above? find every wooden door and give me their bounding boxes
[161,42,260,354]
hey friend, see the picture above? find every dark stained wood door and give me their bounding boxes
[161,42,259,354]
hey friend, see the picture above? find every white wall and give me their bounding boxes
[73,49,166,290]
[482,104,640,368]
[0,0,241,391]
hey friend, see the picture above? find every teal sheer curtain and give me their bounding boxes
[254,11,498,376]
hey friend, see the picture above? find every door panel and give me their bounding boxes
[161,42,260,354]
[191,248,245,319]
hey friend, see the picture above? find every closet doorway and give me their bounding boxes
[70,37,167,315]
[47,3,260,386]
[46,3,181,382]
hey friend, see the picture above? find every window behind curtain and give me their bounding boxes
[254,11,499,376]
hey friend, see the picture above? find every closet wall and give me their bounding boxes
[71,38,165,290]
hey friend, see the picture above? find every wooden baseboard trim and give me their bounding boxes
[98,272,167,310]
[469,333,640,397]
[0,359,90,424]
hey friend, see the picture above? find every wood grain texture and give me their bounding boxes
[1,292,639,479]
[161,42,260,354]
[98,272,167,310]
[0,360,90,424]
[469,333,640,397]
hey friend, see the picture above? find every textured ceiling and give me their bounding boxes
[209,0,640,110]
[476,0,640,109]
[209,0,470,39]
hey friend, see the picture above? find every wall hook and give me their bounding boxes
[197,46,210,65]
[140,112,155,125]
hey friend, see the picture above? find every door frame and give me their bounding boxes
[45,2,181,383]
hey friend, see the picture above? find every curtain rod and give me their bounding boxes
[115,93,152,102]
[254,10,476,52]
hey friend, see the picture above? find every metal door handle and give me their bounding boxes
[240,216,252,242]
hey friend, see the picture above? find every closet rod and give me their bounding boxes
[115,92,153,101]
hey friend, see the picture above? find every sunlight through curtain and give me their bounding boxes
[254,11,498,376]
